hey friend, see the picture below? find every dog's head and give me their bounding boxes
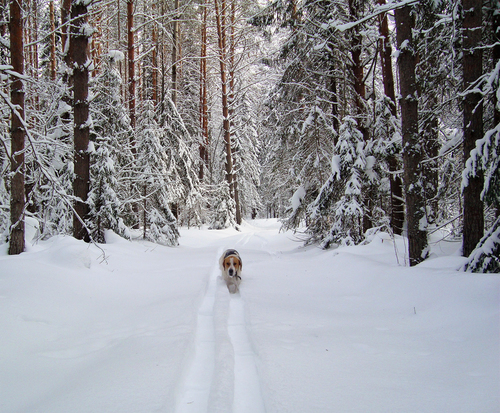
[222,251,242,279]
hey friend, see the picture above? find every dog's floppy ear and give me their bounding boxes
[237,257,242,270]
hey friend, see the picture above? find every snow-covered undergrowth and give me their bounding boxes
[0,220,498,413]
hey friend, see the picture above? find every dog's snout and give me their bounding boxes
[228,268,234,276]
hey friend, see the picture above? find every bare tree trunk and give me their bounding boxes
[127,0,140,229]
[172,0,179,105]
[348,0,368,141]
[199,0,209,180]
[462,0,484,257]
[9,0,25,255]
[152,2,158,104]
[214,0,234,200]
[378,0,404,236]
[49,0,56,80]
[91,8,102,78]
[61,0,71,67]
[228,0,241,225]
[71,0,91,242]
[395,5,428,266]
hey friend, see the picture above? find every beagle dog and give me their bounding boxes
[219,249,242,294]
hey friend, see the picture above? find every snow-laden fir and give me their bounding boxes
[1,219,498,413]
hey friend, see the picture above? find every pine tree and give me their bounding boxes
[231,93,262,218]
[157,96,201,227]
[9,0,25,255]
[310,116,367,248]
[136,101,179,246]
[464,216,500,273]
[71,0,92,242]
[462,0,484,257]
[88,51,133,242]
[395,3,428,265]
[208,180,237,230]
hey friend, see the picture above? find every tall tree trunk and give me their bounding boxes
[199,0,209,180]
[214,0,234,203]
[228,0,241,225]
[127,0,139,228]
[172,0,179,105]
[348,0,371,234]
[462,0,484,257]
[49,0,56,80]
[152,2,158,104]
[127,0,136,132]
[91,8,102,78]
[9,0,25,255]
[378,0,404,235]
[71,0,91,242]
[395,5,428,266]
[348,0,367,140]
[61,0,71,68]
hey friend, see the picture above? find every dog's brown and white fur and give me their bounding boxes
[219,249,242,294]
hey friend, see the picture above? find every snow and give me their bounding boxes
[108,50,125,63]
[330,154,341,172]
[291,186,306,213]
[0,219,499,413]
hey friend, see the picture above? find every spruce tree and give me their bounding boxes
[88,51,133,242]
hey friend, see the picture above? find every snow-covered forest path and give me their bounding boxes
[1,219,498,413]
[176,234,267,413]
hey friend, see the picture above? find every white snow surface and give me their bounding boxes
[0,219,498,413]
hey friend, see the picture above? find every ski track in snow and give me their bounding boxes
[176,243,266,413]
[175,248,219,413]
[228,296,266,413]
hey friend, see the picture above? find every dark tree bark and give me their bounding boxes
[348,0,368,141]
[172,0,179,105]
[199,0,209,180]
[462,0,484,257]
[395,5,428,266]
[71,0,91,242]
[378,0,404,235]
[152,2,158,104]
[9,0,25,255]
[127,0,140,228]
[49,0,56,80]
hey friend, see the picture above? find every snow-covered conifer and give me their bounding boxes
[157,96,202,227]
[464,216,500,273]
[231,93,262,218]
[208,181,236,230]
[136,100,179,246]
[89,51,133,242]
[312,116,367,248]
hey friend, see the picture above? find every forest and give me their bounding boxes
[0,0,499,272]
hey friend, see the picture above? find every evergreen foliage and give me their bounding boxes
[208,181,237,230]
[136,100,179,246]
[464,216,500,273]
[0,0,497,271]
[89,51,132,242]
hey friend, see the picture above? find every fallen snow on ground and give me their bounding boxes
[0,219,498,413]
